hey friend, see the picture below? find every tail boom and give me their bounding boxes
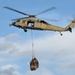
[65,20,75,32]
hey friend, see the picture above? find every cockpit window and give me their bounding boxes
[17,20,20,22]
[22,20,26,23]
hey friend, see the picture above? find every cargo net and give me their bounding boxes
[30,30,39,71]
[30,57,39,71]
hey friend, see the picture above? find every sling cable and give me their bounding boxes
[30,30,39,71]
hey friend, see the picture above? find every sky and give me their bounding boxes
[0,0,75,75]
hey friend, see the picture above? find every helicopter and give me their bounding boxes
[4,6,75,36]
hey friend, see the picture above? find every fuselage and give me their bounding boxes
[10,17,68,32]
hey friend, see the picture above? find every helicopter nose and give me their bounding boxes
[12,22,16,25]
[9,24,12,26]
[9,22,15,26]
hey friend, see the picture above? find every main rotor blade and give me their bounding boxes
[44,19,58,22]
[11,17,29,21]
[4,6,29,16]
[36,7,56,16]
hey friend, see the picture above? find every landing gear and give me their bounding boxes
[59,32,63,36]
[24,29,27,32]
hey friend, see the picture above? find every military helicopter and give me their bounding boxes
[4,6,75,36]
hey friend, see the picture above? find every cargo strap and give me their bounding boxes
[31,30,35,59]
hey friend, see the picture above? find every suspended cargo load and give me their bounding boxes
[30,57,39,71]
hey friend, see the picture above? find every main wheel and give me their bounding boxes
[24,29,27,32]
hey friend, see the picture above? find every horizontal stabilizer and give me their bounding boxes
[68,27,72,32]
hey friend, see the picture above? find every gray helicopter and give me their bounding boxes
[4,7,75,36]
